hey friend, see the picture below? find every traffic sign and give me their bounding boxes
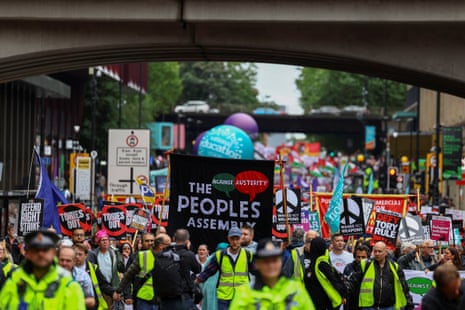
[108,129,150,195]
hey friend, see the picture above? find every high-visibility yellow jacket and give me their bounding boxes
[136,250,155,301]
[359,260,407,310]
[216,249,252,300]
[314,251,343,308]
[87,261,108,310]
[0,262,85,309]
[230,276,315,309]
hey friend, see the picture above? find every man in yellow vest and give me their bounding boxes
[350,241,413,310]
[0,229,86,309]
[74,243,113,310]
[196,227,255,310]
[113,233,172,310]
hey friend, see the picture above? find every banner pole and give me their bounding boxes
[310,184,314,212]
[131,230,138,249]
[416,188,421,214]
[279,155,290,243]
[158,150,172,235]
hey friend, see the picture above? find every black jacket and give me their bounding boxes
[349,259,414,310]
[304,237,346,310]
[421,280,465,310]
[174,244,201,295]
[343,260,361,310]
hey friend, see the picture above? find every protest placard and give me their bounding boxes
[130,208,151,231]
[58,203,92,237]
[17,199,44,236]
[430,215,452,242]
[370,210,402,250]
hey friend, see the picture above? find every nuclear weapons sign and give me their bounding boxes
[399,214,424,244]
[275,188,301,224]
[340,198,365,236]
[169,154,274,250]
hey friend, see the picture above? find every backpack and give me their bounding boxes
[152,249,185,299]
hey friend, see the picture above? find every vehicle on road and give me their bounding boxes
[174,100,210,113]
[310,105,341,116]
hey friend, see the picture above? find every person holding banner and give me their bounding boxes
[398,240,439,271]
[421,264,465,310]
[350,241,414,310]
[230,239,315,309]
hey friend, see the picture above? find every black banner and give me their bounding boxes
[17,199,44,236]
[169,154,274,250]
[442,127,462,179]
[276,188,301,224]
[340,198,365,236]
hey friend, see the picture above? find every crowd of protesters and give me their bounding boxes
[1,224,465,309]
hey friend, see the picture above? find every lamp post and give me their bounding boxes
[72,125,80,202]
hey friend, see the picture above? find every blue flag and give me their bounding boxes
[34,149,67,233]
[325,163,347,234]
[367,171,374,194]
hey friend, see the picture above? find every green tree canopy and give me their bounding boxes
[179,62,260,112]
[296,68,407,115]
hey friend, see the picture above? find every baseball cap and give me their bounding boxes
[24,230,60,250]
[255,238,283,258]
[228,227,242,238]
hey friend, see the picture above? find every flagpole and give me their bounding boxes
[26,147,36,200]
[157,150,172,235]
[278,155,290,243]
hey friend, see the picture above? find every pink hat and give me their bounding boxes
[96,230,109,242]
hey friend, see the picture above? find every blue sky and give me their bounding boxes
[255,63,303,115]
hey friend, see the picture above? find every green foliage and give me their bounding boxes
[80,62,182,159]
[296,68,407,115]
[81,77,119,159]
[122,62,183,127]
[179,62,260,112]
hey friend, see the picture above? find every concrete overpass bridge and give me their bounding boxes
[1,1,465,98]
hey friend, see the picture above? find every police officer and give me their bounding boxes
[231,238,314,309]
[0,229,85,309]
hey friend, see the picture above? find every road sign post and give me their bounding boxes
[108,129,150,196]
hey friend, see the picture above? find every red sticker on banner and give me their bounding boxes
[234,170,270,201]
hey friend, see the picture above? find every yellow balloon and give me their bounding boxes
[357,154,365,162]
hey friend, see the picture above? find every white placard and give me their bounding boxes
[76,156,91,200]
[108,129,150,195]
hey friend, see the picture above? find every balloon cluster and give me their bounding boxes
[194,113,258,160]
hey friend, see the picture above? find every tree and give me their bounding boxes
[80,62,182,159]
[179,62,260,112]
[81,77,119,159]
[122,62,183,127]
[296,68,407,115]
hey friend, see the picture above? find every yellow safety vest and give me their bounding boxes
[2,261,14,277]
[291,248,304,280]
[136,250,155,301]
[216,248,252,300]
[0,264,85,309]
[87,261,108,310]
[314,251,343,308]
[359,260,407,310]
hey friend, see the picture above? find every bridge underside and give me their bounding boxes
[1,1,465,97]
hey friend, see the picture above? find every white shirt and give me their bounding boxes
[329,250,353,274]
[97,251,112,283]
